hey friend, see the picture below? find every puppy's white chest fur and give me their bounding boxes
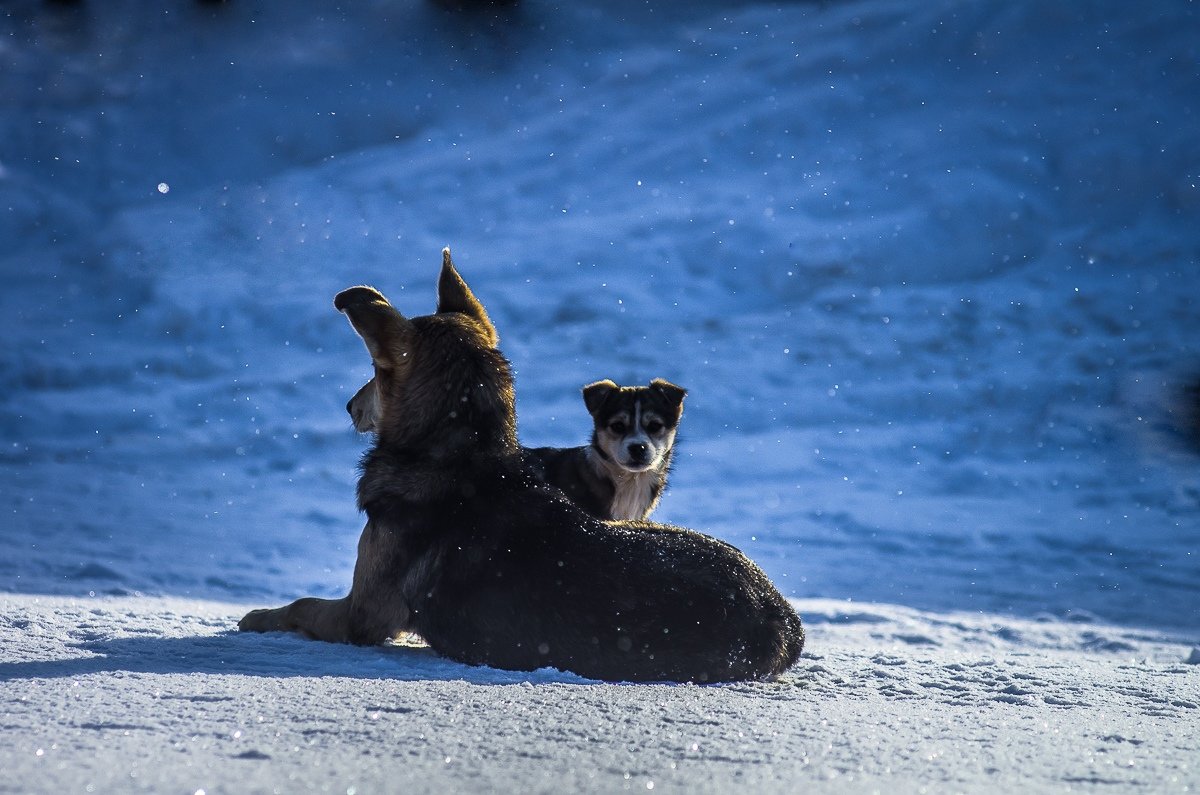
[588,448,663,521]
[609,470,661,521]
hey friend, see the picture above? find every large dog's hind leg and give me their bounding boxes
[238,596,356,643]
[239,519,412,645]
[239,594,409,646]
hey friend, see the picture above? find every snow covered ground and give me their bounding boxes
[3,594,1198,793]
[2,0,1198,790]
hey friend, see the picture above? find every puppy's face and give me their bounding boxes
[336,248,515,450]
[583,379,686,473]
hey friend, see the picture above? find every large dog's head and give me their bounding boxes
[583,379,686,473]
[336,248,517,455]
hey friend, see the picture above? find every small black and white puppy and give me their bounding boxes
[525,379,686,521]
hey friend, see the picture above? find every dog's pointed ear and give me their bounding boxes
[650,378,687,411]
[437,247,498,347]
[582,379,619,416]
[334,286,414,369]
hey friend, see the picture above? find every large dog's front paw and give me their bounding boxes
[238,607,287,633]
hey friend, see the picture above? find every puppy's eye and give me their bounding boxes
[645,421,664,434]
[609,422,628,435]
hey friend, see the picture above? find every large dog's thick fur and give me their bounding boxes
[239,249,803,683]
[350,375,686,521]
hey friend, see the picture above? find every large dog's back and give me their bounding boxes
[365,450,803,683]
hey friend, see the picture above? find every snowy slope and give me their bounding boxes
[1,0,1199,790]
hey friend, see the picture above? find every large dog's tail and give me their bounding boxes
[751,597,805,679]
[775,601,806,674]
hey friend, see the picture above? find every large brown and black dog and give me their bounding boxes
[239,249,803,683]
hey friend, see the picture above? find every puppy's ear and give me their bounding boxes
[582,379,618,416]
[437,247,498,347]
[650,378,687,412]
[334,286,414,370]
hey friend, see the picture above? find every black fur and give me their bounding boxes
[523,445,615,520]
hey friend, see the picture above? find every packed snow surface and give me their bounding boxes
[3,594,1198,793]
[1,0,1198,791]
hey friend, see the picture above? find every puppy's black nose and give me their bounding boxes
[627,442,649,462]
[346,398,355,416]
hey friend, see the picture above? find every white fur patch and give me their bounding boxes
[587,446,665,521]
[608,469,662,522]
